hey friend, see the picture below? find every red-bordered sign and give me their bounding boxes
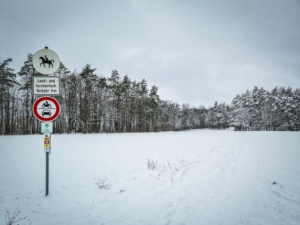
[33,96,61,121]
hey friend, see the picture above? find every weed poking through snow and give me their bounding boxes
[147,159,158,170]
[93,178,111,189]
[5,204,31,225]
[147,159,176,172]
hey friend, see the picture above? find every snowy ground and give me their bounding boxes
[0,130,300,225]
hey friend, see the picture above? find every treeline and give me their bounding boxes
[231,86,300,131]
[0,55,299,135]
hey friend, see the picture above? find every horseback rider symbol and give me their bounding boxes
[39,55,55,68]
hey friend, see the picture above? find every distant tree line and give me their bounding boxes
[231,86,300,131]
[1,55,299,135]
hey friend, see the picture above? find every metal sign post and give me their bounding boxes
[44,133,51,196]
[46,151,49,196]
[32,47,60,197]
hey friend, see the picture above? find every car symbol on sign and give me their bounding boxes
[42,110,51,117]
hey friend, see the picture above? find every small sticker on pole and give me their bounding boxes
[44,134,51,153]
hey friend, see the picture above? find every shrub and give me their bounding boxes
[93,178,111,189]
[147,159,158,170]
[5,205,31,225]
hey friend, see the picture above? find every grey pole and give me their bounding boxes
[44,133,51,197]
[46,151,49,196]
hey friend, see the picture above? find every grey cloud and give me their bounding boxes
[1,0,299,107]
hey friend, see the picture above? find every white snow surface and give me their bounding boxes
[0,130,300,225]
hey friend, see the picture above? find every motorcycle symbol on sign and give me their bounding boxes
[42,101,52,108]
[42,101,52,117]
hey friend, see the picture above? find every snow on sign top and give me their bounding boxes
[32,48,60,75]
[33,96,61,122]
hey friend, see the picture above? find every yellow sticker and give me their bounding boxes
[44,137,50,148]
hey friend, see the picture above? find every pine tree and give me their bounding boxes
[251,86,262,129]
[96,77,110,133]
[205,107,215,129]
[293,88,300,130]
[230,94,248,130]
[148,85,160,132]
[18,53,36,134]
[130,81,140,132]
[120,75,132,132]
[55,63,70,133]
[139,79,149,132]
[0,58,19,134]
[79,64,97,133]
[198,105,207,129]
[108,70,121,132]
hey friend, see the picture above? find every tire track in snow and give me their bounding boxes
[158,138,233,224]
[169,140,229,184]
[161,133,265,224]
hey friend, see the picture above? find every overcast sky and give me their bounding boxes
[1,0,300,107]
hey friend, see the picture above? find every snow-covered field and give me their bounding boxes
[0,130,299,225]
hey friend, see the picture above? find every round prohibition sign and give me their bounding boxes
[33,96,61,122]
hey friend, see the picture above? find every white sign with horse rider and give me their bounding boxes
[32,47,60,75]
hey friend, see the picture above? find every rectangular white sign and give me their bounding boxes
[33,76,60,96]
[41,122,53,134]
